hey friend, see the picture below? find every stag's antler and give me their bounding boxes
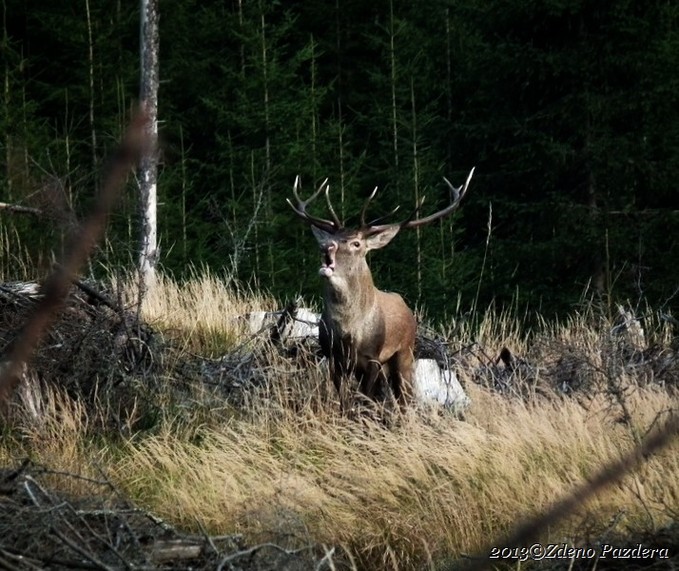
[364,167,475,235]
[289,167,474,235]
[359,186,402,227]
[287,176,341,232]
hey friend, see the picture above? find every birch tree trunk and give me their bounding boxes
[139,0,159,294]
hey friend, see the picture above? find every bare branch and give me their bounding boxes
[0,202,42,216]
[51,528,114,571]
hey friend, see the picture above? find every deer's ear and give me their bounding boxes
[311,225,334,245]
[365,227,400,250]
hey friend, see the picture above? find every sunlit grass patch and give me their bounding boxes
[110,380,679,569]
[114,269,276,355]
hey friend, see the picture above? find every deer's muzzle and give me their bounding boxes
[319,243,337,278]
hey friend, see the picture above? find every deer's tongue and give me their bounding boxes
[319,250,335,278]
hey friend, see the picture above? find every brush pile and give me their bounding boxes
[0,280,161,429]
[466,306,679,400]
[0,459,329,570]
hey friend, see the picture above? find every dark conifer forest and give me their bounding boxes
[2,0,679,320]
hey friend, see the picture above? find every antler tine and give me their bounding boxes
[360,186,379,227]
[402,195,427,225]
[324,184,343,228]
[367,204,401,226]
[291,175,326,205]
[364,196,425,235]
[442,165,475,205]
[400,167,475,229]
[287,176,338,232]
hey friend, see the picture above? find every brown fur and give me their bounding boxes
[312,227,416,410]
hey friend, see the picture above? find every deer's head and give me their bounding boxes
[308,225,400,281]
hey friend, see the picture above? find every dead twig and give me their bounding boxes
[217,542,309,571]
[69,274,121,313]
[0,202,42,216]
[34,466,111,487]
[51,527,114,571]
[196,519,220,556]
[62,502,134,571]
[315,546,337,571]
[0,548,44,571]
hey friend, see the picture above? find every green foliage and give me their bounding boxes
[1,0,679,319]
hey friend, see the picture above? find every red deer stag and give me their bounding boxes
[288,168,474,410]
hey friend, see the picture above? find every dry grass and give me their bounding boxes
[114,269,277,355]
[2,273,678,570]
[0,387,109,499]
[108,384,678,569]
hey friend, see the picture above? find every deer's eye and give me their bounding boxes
[352,241,361,248]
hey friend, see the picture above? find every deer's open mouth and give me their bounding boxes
[319,249,336,278]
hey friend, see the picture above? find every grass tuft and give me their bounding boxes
[115,269,276,355]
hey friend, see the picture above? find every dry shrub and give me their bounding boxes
[0,280,163,434]
[457,302,679,409]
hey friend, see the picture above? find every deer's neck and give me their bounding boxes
[322,265,377,328]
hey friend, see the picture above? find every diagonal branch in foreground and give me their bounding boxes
[466,412,679,570]
[0,112,150,409]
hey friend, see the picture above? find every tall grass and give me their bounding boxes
[2,272,678,570]
[114,269,277,355]
[110,385,678,569]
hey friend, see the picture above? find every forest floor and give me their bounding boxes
[0,272,678,570]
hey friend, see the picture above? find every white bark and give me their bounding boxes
[139,0,159,292]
